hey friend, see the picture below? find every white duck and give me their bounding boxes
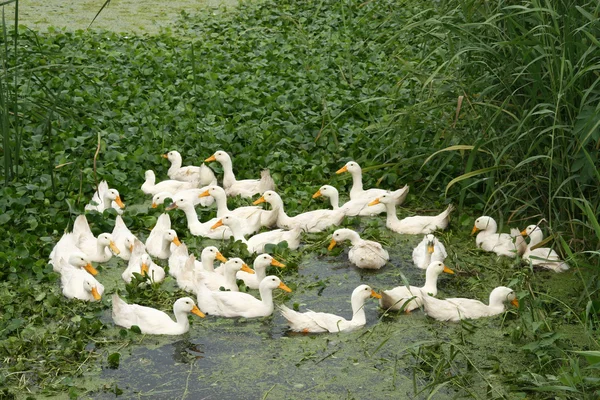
[199,185,268,234]
[370,194,454,234]
[112,294,204,335]
[520,225,570,272]
[166,197,232,239]
[312,184,387,216]
[141,170,196,196]
[335,161,409,204]
[196,258,254,292]
[236,254,286,289]
[472,216,526,257]
[57,257,104,301]
[73,215,120,262]
[328,228,389,269]
[213,214,302,254]
[111,215,138,261]
[421,286,519,322]
[280,284,381,333]
[210,276,292,318]
[168,242,196,279]
[412,234,447,269]
[254,190,344,233]
[162,150,217,186]
[176,247,227,292]
[151,187,214,209]
[205,150,275,198]
[85,180,125,214]
[49,233,95,274]
[145,213,182,259]
[380,261,454,312]
[122,253,164,284]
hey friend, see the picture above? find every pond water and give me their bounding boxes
[53,203,575,399]
[14,0,240,34]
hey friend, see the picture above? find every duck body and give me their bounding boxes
[167,198,233,239]
[205,151,275,198]
[256,190,344,233]
[112,215,138,261]
[412,234,447,269]
[313,185,387,216]
[57,257,103,301]
[421,286,518,322]
[152,188,214,209]
[200,186,265,235]
[236,254,286,289]
[210,276,291,318]
[85,180,125,214]
[163,150,217,186]
[472,216,526,257]
[380,261,453,312]
[216,214,302,254]
[141,170,196,196]
[336,161,409,205]
[196,258,252,292]
[373,195,454,234]
[73,215,120,262]
[145,213,182,259]
[112,294,204,335]
[329,229,389,269]
[521,225,569,272]
[280,284,381,333]
[49,233,91,272]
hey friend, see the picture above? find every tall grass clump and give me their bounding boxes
[0,0,19,185]
[385,0,600,255]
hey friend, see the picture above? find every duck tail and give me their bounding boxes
[259,169,276,193]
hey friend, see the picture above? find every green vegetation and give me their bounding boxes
[0,0,599,398]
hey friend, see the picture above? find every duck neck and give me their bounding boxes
[350,296,367,325]
[201,255,215,272]
[168,156,182,175]
[221,159,237,188]
[481,219,498,235]
[228,221,247,242]
[422,268,440,294]
[254,264,267,283]
[258,286,274,312]
[346,231,361,246]
[214,194,230,218]
[224,267,240,287]
[384,202,400,225]
[528,229,543,248]
[181,205,202,231]
[96,241,109,259]
[327,192,340,209]
[173,309,191,332]
[349,170,364,199]
[160,238,171,256]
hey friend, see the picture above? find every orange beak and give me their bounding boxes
[211,219,224,230]
[84,263,98,276]
[336,165,348,174]
[191,305,206,318]
[520,229,528,237]
[370,290,382,299]
[141,262,149,275]
[368,198,380,206]
[240,264,255,274]
[216,252,227,263]
[328,239,337,251]
[172,237,182,246]
[115,196,125,209]
[91,286,101,300]
[109,242,121,255]
[270,258,286,268]
[511,298,519,308]
[427,244,434,254]
[278,281,292,293]
[205,155,216,162]
[312,190,322,199]
[161,154,169,159]
[471,225,479,235]
[151,202,158,208]
[129,244,133,253]
[199,190,211,198]
[165,203,178,211]
[443,265,454,274]
[253,196,266,205]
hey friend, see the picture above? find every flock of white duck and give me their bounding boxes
[49,150,570,334]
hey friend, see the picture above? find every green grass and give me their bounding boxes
[0,0,599,398]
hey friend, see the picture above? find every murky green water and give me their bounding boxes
[13,0,240,34]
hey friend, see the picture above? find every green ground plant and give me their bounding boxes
[0,0,599,398]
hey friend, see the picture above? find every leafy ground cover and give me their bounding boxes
[1,0,599,398]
